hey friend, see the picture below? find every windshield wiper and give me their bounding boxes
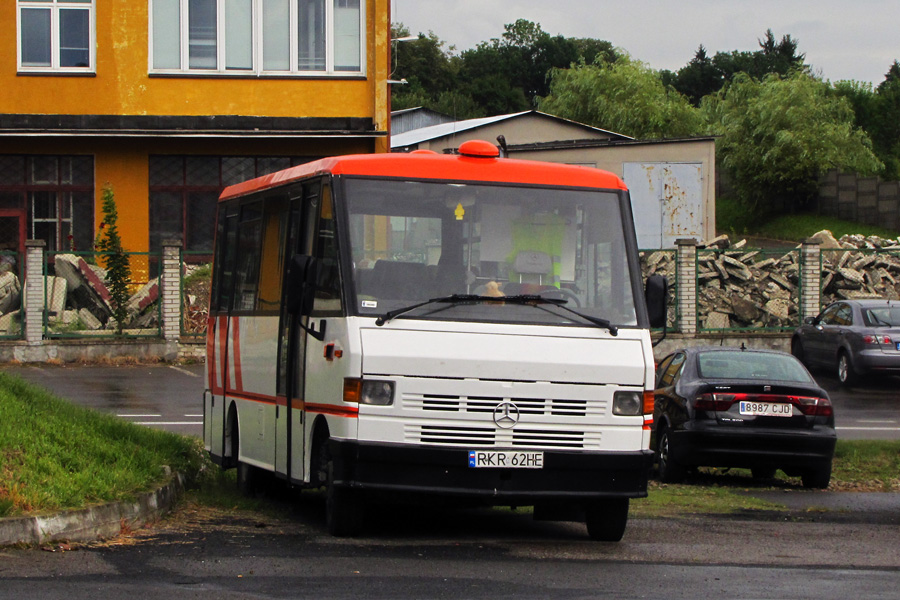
[374,293,618,336]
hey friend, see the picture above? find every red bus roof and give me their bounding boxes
[219,141,627,202]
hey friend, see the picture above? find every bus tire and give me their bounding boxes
[326,458,364,537]
[236,460,260,496]
[231,418,260,496]
[585,498,629,542]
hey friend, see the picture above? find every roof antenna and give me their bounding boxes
[496,135,508,158]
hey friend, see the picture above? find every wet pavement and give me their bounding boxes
[2,363,205,436]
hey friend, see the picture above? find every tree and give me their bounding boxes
[94,185,132,334]
[670,30,808,104]
[538,56,705,139]
[671,45,723,106]
[871,61,900,180]
[704,71,882,212]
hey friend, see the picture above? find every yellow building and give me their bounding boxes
[0,0,390,264]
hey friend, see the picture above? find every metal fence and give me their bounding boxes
[42,251,161,338]
[820,248,900,309]
[181,251,211,338]
[0,250,23,339]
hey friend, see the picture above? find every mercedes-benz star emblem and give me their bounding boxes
[493,401,520,429]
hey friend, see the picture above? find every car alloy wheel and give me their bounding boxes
[837,352,857,386]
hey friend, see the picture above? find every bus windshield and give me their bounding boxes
[343,177,639,327]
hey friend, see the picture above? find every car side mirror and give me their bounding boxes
[645,275,669,329]
[803,316,817,325]
[286,254,319,316]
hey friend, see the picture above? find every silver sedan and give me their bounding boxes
[791,299,900,386]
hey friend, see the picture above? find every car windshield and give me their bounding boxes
[863,307,900,327]
[342,177,639,327]
[697,351,813,383]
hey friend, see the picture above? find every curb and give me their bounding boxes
[0,471,184,548]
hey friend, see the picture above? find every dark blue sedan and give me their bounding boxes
[653,346,836,488]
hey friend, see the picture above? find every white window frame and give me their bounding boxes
[148,0,366,77]
[16,0,96,73]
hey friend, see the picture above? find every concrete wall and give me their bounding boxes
[817,170,900,231]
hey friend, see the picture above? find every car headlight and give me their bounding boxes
[344,378,394,406]
[612,391,643,416]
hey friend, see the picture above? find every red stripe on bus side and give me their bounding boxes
[225,391,287,406]
[305,403,359,418]
[232,317,243,392]
[217,315,228,394]
[206,315,217,393]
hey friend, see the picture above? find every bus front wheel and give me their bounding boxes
[325,457,365,537]
[585,498,629,542]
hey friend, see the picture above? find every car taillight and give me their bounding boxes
[694,393,832,417]
[694,393,737,411]
[863,334,893,344]
[794,395,833,417]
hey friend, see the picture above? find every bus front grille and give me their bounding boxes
[405,425,589,449]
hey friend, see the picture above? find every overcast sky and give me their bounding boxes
[392,0,899,86]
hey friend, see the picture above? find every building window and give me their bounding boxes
[0,155,94,253]
[17,0,95,72]
[149,155,314,254]
[150,0,364,75]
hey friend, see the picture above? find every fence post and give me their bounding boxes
[675,238,698,336]
[800,239,821,321]
[24,240,45,345]
[160,239,182,351]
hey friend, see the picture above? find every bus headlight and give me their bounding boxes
[344,378,394,406]
[612,391,643,416]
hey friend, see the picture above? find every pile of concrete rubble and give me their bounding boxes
[0,253,159,335]
[640,230,900,331]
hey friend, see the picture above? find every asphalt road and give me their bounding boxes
[2,363,206,437]
[1,496,899,600]
[3,362,898,439]
[3,363,899,599]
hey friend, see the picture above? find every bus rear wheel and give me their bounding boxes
[325,457,365,537]
[585,498,629,542]
[231,419,260,496]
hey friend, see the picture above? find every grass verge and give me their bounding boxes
[0,372,207,518]
[716,196,899,242]
[2,371,898,521]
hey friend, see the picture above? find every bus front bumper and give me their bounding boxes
[328,439,653,502]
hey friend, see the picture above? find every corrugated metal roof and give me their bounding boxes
[391,112,531,147]
[390,110,632,149]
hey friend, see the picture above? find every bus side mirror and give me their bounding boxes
[286,254,319,316]
[645,275,669,329]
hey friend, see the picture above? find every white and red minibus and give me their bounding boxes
[204,140,667,540]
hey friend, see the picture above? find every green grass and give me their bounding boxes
[0,372,207,517]
[832,440,900,491]
[2,370,898,522]
[756,214,899,242]
[716,196,900,242]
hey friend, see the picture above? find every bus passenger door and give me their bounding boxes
[206,208,239,461]
[275,182,319,484]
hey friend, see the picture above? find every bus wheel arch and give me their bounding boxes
[224,402,239,469]
[309,416,331,488]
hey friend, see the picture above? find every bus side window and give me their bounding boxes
[312,184,343,315]
[257,193,290,312]
[213,208,238,313]
[233,202,263,312]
